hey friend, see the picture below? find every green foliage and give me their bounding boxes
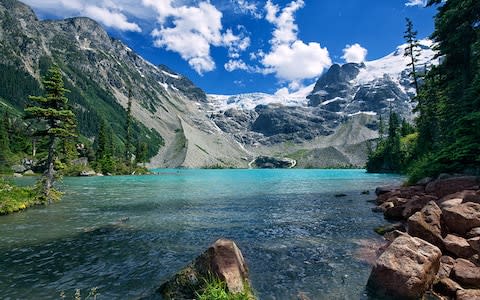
[404,18,421,94]
[366,111,407,173]
[0,177,39,214]
[25,65,76,202]
[405,0,480,181]
[196,276,252,300]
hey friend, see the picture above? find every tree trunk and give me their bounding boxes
[44,135,56,203]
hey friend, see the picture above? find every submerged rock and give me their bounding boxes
[158,239,254,299]
[367,235,441,299]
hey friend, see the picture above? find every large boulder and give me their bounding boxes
[467,227,480,239]
[451,258,480,288]
[433,278,463,298]
[402,195,438,219]
[158,239,253,299]
[442,202,480,235]
[469,237,480,254]
[437,256,456,279]
[367,235,442,299]
[457,289,480,300]
[407,201,444,250]
[425,176,479,198]
[443,234,476,258]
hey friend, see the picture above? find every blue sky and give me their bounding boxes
[22,0,436,95]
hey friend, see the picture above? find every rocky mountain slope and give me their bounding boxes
[204,40,437,167]
[0,0,437,168]
[0,0,249,168]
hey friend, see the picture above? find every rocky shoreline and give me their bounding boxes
[368,175,480,299]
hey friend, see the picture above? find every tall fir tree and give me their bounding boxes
[0,113,10,167]
[124,89,133,167]
[404,18,421,95]
[25,65,76,202]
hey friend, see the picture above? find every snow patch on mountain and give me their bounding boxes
[207,83,314,112]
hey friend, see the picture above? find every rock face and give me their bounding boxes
[451,258,480,288]
[443,234,476,258]
[367,235,442,299]
[253,156,296,169]
[158,239,253,299]
[442,202,480,235]
[425,176,479,198]
[407,201,444,250]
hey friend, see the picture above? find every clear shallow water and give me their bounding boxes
[0,169,403,300]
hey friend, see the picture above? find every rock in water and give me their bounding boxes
[367,235,442,299]
[158,239,253,299]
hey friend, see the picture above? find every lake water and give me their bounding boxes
[0,169,403,299]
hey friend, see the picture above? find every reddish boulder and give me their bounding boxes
[457,289,480,300]
[437,255,456,279]
[451,258,480,288]
[433,278,463,298]
[469,237,480,254]
[407,201,444,250]
[467,227,480,239]
[464,191,480,205]
[402,195,438,219]
[367,235,442,299]
[444,234,476,258]
[158,239,253,299]
[442,202,480,235]
[425,176,479,198]
[372,202,394,213]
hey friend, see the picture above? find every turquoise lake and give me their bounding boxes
[0,169,404,299]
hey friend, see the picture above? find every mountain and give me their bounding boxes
[0,0,249,168]
[0,0,438,168]
[202,40,437,167]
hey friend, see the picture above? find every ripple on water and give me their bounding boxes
[0,169,403,299]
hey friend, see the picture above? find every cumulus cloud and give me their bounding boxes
[260,0,332,88]
[84,6,141,32]
[405,0,427,7]
[144,0,250,75]
[22,0,141,32]
[262,41,331,81]
[342,43,368,63]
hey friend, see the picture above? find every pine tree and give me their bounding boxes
[25,65,76,202]
[124,89,133,166]
[0,113,10,167]
[404,18,421,95]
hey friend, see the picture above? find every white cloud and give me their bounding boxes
[342,43,368,63]
[405,0,427,7]
[22,0,141,32]
[233,0,262,19]
[84,6,141,32]
[225,59,249,72]
[262,41,331,81]
[265,0,304,46]
[260,0,331,88]
[144,0,250,75]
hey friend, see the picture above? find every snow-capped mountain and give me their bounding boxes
[204,39,437,159]
[207,39,437,118]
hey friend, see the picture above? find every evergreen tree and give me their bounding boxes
[25,65,76,202]
[0,113,10,167]
[135,139,148,167]
[95,120,115,174]
[124,89,133,166]
[404,18,421,95]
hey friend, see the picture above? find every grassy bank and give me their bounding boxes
[0,178,39,215]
